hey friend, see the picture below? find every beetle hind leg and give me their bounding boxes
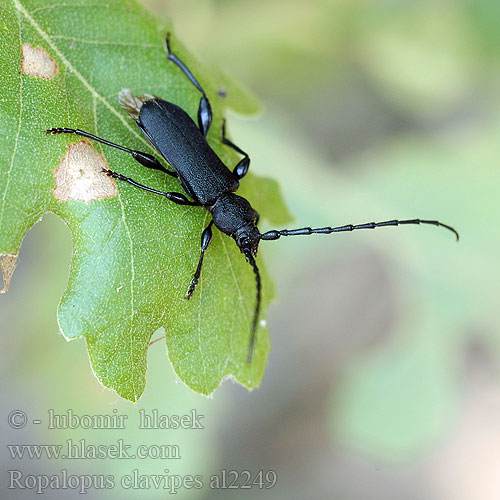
[46,127,177,177]
[103,169,199,205]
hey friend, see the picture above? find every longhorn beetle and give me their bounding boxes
[46,34,459,362]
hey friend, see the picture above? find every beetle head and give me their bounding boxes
[211,193,261,255]
[235,224,261,257]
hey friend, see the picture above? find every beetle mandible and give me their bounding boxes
[46,34,458,362]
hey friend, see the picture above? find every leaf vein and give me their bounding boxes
[50,35,160,48]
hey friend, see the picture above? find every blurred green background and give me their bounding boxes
[1,0,499,498]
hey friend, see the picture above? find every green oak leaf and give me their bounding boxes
[0,0,291,401]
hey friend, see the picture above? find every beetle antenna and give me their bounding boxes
[245,251,261,363]
[260,218,459,242]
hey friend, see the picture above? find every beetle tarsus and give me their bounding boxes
[46,127,73,135]
[165,32,172,55]
[185,280,197,300]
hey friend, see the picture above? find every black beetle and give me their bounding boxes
[46,34,458,362]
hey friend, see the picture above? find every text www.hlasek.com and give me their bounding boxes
[7,439,179,460]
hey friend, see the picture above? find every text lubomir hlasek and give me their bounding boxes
[47,409,205,430]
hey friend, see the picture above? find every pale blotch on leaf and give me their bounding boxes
[21,44,58,79]
[0,253,18,294]
[53,141,118,204]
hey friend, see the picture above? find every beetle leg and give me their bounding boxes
[165,33,213,137]
[221,119,251,180]
[46,127,177,177]
[102,169,199,206]
[185,221,214,299]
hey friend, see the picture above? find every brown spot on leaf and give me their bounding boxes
[53,141,118,203]
[0,253,18,294]
[21,44,58,79]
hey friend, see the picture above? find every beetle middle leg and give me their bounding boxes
[46,127,177,177]
[185,221,214,299]
[165,33,213,137]
[221,119,251,180]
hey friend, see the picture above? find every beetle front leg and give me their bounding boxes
[221,120,251,180]
[185,221,214,299]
